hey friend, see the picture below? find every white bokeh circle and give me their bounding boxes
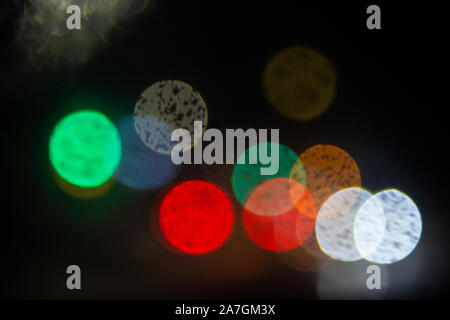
[354,189,422,264]
[316,187,372,261]
[133,80,208,154]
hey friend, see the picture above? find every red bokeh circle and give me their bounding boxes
[159,180,234,254]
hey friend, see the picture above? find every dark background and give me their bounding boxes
[1,0,449,299]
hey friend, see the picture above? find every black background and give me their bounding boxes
[1,0,449,300]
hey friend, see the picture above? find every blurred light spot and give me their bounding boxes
[133,80,208,154]
[15,0,151,68]
[354,189,422,264]
[246,178,294,217]
[243,178,316,252]
[292,144,361,210]
[262,46,336,121]
[115,116,179,190]
[232,142,305,208]
[49,110,122,188]
[353,193,386,259]
[316,187,372,261]
[52,166,114,199]
[159,180,234,255]
[245,178,315,218]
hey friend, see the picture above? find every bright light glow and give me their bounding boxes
[244,178,314,217]
[316,187,372,261]
[15,0,151,68]
[232,142,305,208]
[49,110,122,188]
[242,178,316,252]
[353,193,386,259]
[354,189,422,264]
[159,180,234,255]
[133,80,208,154]
[115,116,179,190]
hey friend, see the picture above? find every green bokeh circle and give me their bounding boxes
[49,110,122,188]
[231,142,305,206]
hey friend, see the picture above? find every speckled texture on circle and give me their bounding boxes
[316,187,372,261]
[354,189,422,264]
[133,80,208,154]
[293,144,361,210]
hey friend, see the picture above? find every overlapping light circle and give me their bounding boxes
[43,34,424,287]
[315,187,422,265]
[52,167,115,199]
[292,144,361,211]
[242,178,316,252]
[354,189,422,264]
[115,116,180,190]
[316,187,372,261]
[133,80,208,155]
[232,142,305,209]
